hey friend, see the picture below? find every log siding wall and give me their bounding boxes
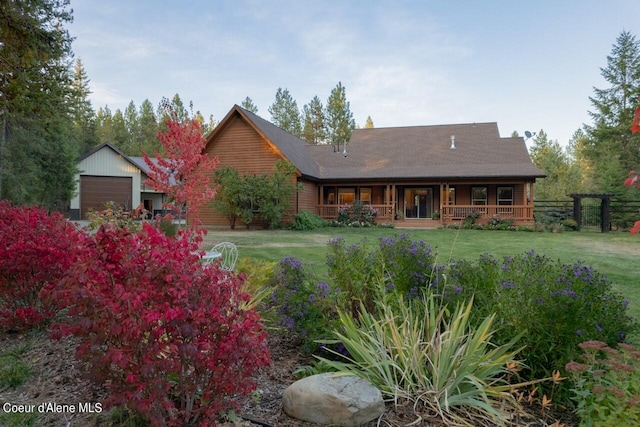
[297,180,318,215]
[196,110,538,228]
[199,116,287,227]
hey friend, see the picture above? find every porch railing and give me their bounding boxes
[440,205,533,221]
[318,204,394,220]
[317,204,534,223]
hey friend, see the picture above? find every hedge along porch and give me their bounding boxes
[198,105,544,228]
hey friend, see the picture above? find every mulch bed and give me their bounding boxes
[0,329,577,426]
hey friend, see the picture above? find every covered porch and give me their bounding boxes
[315,180,536,227]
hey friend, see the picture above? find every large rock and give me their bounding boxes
[282,373,385,426]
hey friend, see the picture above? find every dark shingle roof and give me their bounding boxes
[218,107,544,181]
[307,122,544,180]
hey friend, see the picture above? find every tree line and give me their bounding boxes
[527,31,640,203]
[2,1,638,214]
[241,84,373,150]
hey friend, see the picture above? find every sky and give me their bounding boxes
[70,0,640,148]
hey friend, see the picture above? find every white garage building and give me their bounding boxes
[70,142,165,220]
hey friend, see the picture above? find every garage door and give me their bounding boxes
[80,176,133,219]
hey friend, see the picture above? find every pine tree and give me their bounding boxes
[268,88,302,136]
[584,31,640,192]
[96,106,114,144]
[302,96,326,144]
[241,96,258,113]
[111,109,128,149]
[123,101,139,155]
[171,94,190,123]
[138,99,160,155]
[70,58,98,152]
[529,130,572,200]
[0,0,77,207]
[156,94,191,134]
[325,82,355,152]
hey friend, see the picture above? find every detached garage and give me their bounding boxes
[70,143,164,220]
[79,176,133,219]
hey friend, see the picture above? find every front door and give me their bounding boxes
[404,188,432,219]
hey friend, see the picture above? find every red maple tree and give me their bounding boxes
[631,96,640,134]
[143,119,218,227]
[624,97,640,234]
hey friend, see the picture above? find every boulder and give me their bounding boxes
[282,373,384,426]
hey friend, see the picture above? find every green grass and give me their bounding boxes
[0,411,39,427]
[0,340,33,390]
[203,226,640,323]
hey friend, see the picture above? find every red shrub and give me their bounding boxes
[53,224,270,426]
[0,201,83,331]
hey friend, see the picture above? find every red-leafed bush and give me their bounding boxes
[53,223,270,426]
[0,201,83,331]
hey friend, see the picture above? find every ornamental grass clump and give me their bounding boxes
[317,289,525,426]
[566,340,640,426]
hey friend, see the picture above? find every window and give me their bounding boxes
[447,187,456,205]
[338,188,355,205]
[360,188,371,204]
[497,187,514,205]
[471,187,488,205]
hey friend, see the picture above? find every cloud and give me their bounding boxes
[89,82,130,109]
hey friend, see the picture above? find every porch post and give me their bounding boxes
[391,184,396,221]
[524,183,528,221]
[440,183,445,223]
[385,184,390,220]
[445,182,450,224]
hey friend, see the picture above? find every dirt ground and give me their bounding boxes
[0,328,576,427]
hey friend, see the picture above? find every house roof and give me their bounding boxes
[212,106,545,182]
[79,142,174,188]
[308,122,545,180]
[78,142,143,171]
[129,156,153,175]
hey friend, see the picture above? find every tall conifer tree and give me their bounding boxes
[325,82,355,152]
[584,31,640,193]
[268,88,302,137]
[0,0,77,207]
[302,96,326,144]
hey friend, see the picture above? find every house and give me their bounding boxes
[70,142,165,220]
[198,105,545,227]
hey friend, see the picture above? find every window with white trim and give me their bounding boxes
[471,187,487,205]
[497,187,514,205]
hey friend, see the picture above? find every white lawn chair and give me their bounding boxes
[205,242,238,271]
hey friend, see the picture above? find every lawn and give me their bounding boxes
[202,227,640,324]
